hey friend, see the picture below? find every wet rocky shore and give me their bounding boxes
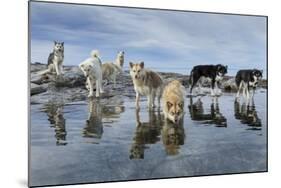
[30,62,267,104]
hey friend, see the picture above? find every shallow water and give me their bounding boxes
[30,90,267,187]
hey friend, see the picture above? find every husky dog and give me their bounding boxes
[102,51,125,88]
[235,69,263,101]
[129,62,163,109]
[79,50,104,98]
[189,64,228,96]
[162,80,185,124]
[38,41,64,76]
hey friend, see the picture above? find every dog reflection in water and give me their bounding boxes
[129,109,163,159]
[44,102,67,146]
[83,98,125,143]
[161,119,185,156]
[83,99,103,142]
[188,97,227,127]
[234,100,262,129]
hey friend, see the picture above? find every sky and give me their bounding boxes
[30,2,267,76]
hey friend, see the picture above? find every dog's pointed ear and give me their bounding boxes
[129,62,134,69]
[167,101,173,110]
[225,65,228,70]
[140,62,144,68]
[260,70,263,74]
[54,41,57,45]
[61,42,64,46]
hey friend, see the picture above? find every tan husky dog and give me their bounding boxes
[102,51,125,88]
[162,80,185,124]
[129,62,163,109]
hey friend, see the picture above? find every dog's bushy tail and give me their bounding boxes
[91,50,100,58]
[36,68,50,75]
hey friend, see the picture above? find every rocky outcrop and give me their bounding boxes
[30,63,267,104]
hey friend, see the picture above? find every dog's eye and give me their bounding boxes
[138,70,140,73]
[133,70,136,72]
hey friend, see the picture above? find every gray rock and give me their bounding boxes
[222,78,238,92]
[30,83,48,95]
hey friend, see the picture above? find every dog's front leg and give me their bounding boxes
[214,81,221,96]
[59,63,64,75]
[136,92,140,109]
[54,62,60,76]
[95,79,100,97]
[88,77,94,98]
[236,82,243,100]
[98,74,104,94]
[245,83,250,102]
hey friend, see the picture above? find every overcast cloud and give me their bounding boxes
[30,2,267,75]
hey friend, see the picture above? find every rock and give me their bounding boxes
[30,83,48,95]
[222,78,238,92]
[30,63,47,72]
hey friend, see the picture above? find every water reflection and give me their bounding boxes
[43,102,67,146]
[234,100,262,130]
[188,97,227,127]
[161,119,185,155]
[130,109,163,159]
[83,99,103,141]
[83,98,125,143]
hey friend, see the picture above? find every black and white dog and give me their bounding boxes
[189,64,228,96]
[235,69,263,100]
[37,41,64,76]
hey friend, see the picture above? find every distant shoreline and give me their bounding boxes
[31,62,267,78]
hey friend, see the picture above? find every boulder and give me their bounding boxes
[30,83,48,95]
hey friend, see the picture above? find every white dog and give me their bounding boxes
[79,50,104,98]
[102,51,125,88]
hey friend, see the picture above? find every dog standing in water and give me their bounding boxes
[235,69,263,101]
[162,80,185,124]
[189,64,228,96]
[129,62,163,109]
[79,50,104,98]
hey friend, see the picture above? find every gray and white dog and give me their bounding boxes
[38,41,64,76]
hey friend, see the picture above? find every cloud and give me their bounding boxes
[30,2,267,75]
